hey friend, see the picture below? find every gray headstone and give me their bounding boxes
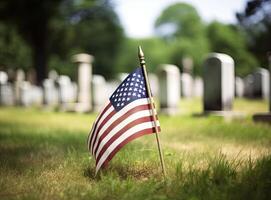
[92,75,107,112]
[0,83,14,106]
[19,81,32,106]
[157,64,181,115]
[244,74,254,98]
[57,75,75,104]
[14,69,25,104]
[182,57,193,74]
[193,77,203,98]
[31,86,43,106]
[48,70,59,82]
[148,73,159,98]
[117,73,129,82]
[203,53,234,111]
[235,77,245,98]
[252,68,269,99]
[43,78,59,106]
[0,71,8,84]
[181,73,193,98]
[72,53,94,112]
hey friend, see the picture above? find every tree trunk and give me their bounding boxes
[33,44,48,85]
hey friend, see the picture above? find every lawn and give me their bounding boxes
[0,98,271,200]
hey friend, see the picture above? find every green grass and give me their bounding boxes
[0,99,271,200]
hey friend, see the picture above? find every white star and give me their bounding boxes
[128,92,131,95]
[127,97,130,101]
[119,93,122,96]
[132,78,135,81]
[137,74,141,78]
[133,93,136,96]
[133,73,136,76]
[136,79,140,82]
[121,103,124,106]
[138,94,141,98]
[117,103,120,106]
[122,98,125,101]
[131,83,134,86]
[129,88,132,91]
[124,88,128,91]
[123,93,126,96]
[134,88,138,91]
[116,94,118,97]
[135,83,139,87]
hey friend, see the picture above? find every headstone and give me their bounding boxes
[92,75,107,112]
[181,73,193,98]
[235,77,245,98]
[117,73,129,82]
[0,72,14,106]
[106,80,119,98]
[0,71,8,84]
[14,69,25,104]
[252,68,269,99]
[26,68,37,85]
[157,64,181,115]
[193,77,203,98]
[253,54,271,123]
[57,75,75,106]
[182,57,193,74]
[244,74,254,98]
[148,73,159,97]
[19,81,32,106]
[43,78,59,106]
[48,70,58,82]
[203,53,234,112]
[72,53,94,112]
[31,86,43,106]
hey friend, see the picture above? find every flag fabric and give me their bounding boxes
[87,67,161,174]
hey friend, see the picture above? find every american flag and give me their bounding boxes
[87,67,160,174]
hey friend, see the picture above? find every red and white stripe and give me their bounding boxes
[87,98,160,174]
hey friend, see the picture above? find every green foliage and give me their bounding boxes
[115,38,172,74]
[153,3,210,75]
[0,23,31,71]
[207,21,258,76]
[237,0,271,68]
[0,0,124,81]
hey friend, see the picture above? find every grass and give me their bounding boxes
[0,98,271,200]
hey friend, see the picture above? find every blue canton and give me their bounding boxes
[110,67,148,111]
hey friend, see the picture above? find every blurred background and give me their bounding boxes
[0,0,270,84]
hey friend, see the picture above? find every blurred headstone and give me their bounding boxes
[148,73,159,97]
[14,69,25,104]
[252,68,269,99]
[253,53,271,123]
[117,73,129,82]
[203,53,234,112]
[0,71,14,106]
[19,81,32,106]
[182,57,193,74]
[244,74,254,98]
[193,77,203,98]
[235,77,245,98]
[48,70,58,82]
[31,85,43,106]
[181,73,193,98]
[72,53,94,112]
[43,78,59,106]
[57,75,76,107]
[26,68,37,85]
[158,64,180,115]
[92,75,107,112]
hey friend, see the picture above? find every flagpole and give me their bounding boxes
[138,46,166,177]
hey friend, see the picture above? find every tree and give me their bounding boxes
[154,3,209,75]
[207,21,258,76]
[237,0,271,67]
[0,0,124,83]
